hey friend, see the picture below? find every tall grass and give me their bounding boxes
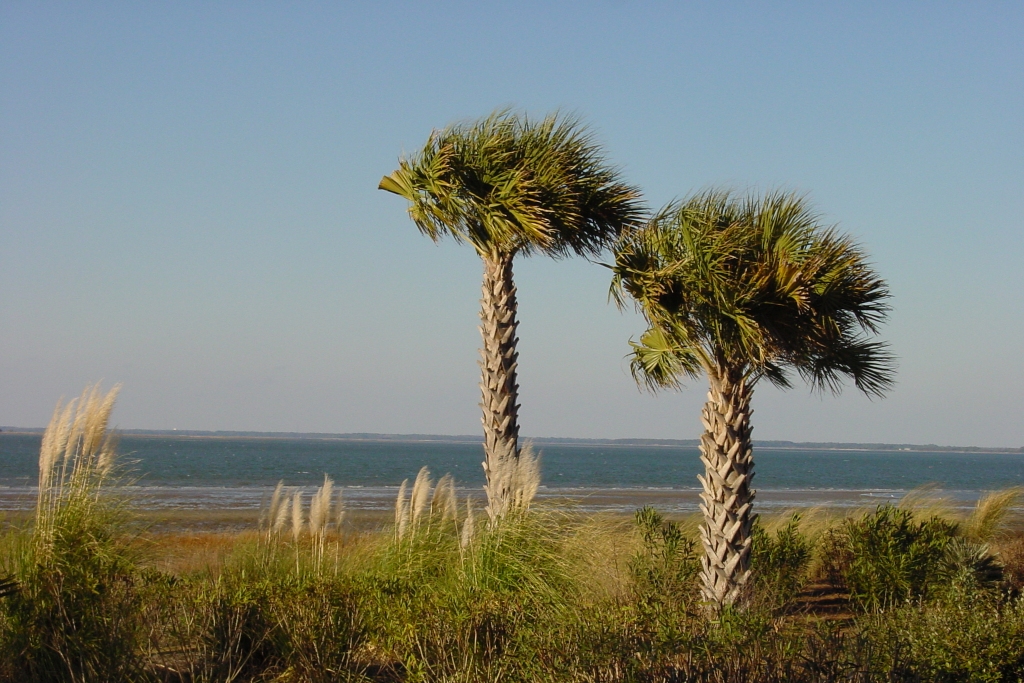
[0,385,145,683]
[4,406,1024,682]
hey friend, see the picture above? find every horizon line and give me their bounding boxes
[1,427,1021,454]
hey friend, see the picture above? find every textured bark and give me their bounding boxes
[697,370,756,607]
[478,252,521,520]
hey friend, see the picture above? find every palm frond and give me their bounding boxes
[612,188,895,397]
[796,337,897,398]
[628,326,704,391]
[380,109,645,259]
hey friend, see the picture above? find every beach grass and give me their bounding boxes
[2,392,1024,681]
[4,498,1024,681]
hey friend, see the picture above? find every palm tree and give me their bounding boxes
[611,189,895,607]
[379,109,644,519]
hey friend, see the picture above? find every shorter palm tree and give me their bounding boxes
[611,189,895,606]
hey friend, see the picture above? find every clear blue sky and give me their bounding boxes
[2,3,1021,447]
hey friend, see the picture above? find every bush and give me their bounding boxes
[1,523,145,683]
[999,535,1024,593]
[822,505,961,610]
[749,514,812,609]
[629,506,700,611]
[863,592,1024,682]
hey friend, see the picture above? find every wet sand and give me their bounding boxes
[2,484,990,533]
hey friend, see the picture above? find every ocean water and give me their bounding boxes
[2,433,1023,513]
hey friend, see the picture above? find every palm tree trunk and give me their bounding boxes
[478,251,521,520]
[697,370,756,607]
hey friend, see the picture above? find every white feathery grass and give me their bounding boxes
[483,454,510,524]
[484,443,542,523]
[291,489,304,542]
[37,400,70,499]
[265,481,285,537]
[309,495,323,537]
[40,400,76,505]
[395,479,409,540]
[310,474,333,538]
[273,494,291,536]
[431,473,448,515]
[309,475,334,568]
[85,386,119,476]
[35,384,122,546]
[410,466,432,528]
[512,443,541,511]
[432,473,458,522]
[460,497,475,553]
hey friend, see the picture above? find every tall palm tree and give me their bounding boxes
[611,189,895,607]
[379,109,644,519]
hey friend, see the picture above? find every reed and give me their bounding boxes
[309,475,333,537]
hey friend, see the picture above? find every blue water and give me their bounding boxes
[3,433,1023,493]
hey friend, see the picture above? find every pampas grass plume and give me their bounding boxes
[310,475,333,537]
[291,489,304,541]
[513,443,540,511]
[433,474,458,522]
[35,383,121,541]
[37,401,69,496]
[483,443,541,523]
[273,494,291,536]
[460,498,475,551]
[395,479,409,540]
[410,466,432,527]
[267,481,285,534]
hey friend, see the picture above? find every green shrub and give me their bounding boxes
[629,506,700,611]
[863,592,1024,683]
[998,534,1024,593]
[2,507,144,683]
[352,510,582,682]
[822,504,960,610]
[750,515,812,608]
[272,578,367,682]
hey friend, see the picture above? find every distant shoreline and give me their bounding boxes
[2,427,1021,455]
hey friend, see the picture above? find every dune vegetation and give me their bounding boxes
[2,386,1024,683]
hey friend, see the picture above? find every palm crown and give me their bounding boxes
[611,189,894,397]
[380,109,643,520]
[379,109,644,259]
